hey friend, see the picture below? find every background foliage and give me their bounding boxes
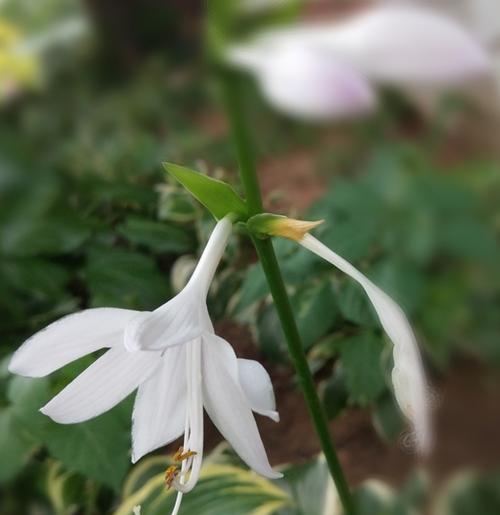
[0,0,499,514]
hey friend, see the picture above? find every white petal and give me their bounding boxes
[229,43,375,120]
[321,6,491,85]
[9,308,139,378]
[41,346,161,424]
[201,334,282,479]
[131,345,187,463]
[123,292,211,352]
[237,359,279,422]
[124,217,232,352]
[300,234,431,453]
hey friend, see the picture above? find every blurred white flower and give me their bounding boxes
[227,5,491,120]
[258,216,431,453]
[229,43,376,120]
[9,216,281,515]
[300,233,430,453]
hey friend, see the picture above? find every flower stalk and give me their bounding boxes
[219,72,357,515]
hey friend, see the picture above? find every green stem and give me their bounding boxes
[220,73,356,515]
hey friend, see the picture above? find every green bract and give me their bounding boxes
[163,162,248,221]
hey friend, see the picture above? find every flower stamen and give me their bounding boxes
[165,465,180,489]
[173,446,197,463]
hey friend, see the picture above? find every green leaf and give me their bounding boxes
[372,393,405,444]
[0,215,91,257]
[0,408,34,484]
[340,332,386,406]
[337,280,377,327]
[283,456,335,515]
[233,263,269,314]
[437,471,500,515]
[322,365,348,420]
[117,216,195,254]
[84,248,170,309]
[292,281,337,350]
[163,163,247,220]
[7,376,52,443]
[115,460,289,515]
[257,304,286,362]
[44,402,132,492]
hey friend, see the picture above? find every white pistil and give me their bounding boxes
[171,338,204,508]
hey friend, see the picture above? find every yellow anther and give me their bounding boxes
[164,465,179,489]
[173,446,197,462]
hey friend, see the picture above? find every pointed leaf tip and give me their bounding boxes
[163,162,248,221]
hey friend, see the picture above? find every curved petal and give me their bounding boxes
[123,292,211,352]
[237,359,279,422]
[9,308,139,378]
[131,345,187,463]
[124,217,233,353]
[300,233,431,453]
[320,6,491,85]
[201,334,282,479]
[41,346,161,424]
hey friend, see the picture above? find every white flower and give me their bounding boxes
[258,216,431,453]
[314,6,491,86]
[227,5,491,119]
[8,216,281,514]
[301,233,431,453]
[229,43,376,120]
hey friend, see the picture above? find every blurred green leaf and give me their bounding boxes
[292,281,337,350]
[322,365,348,420]
[118,216,195,254]
[340,332,386,406]
[436,471,500,515]
[0,215,91,257]
[44,404,131,492]
[164,163,248,221]
[0,409,34,484]
[84,248,170,309]
[116,459,289,515]
[372,393,405,444]
[233,263,268,313]
[257,304,286,362]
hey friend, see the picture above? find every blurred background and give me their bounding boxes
[0,0,499,513]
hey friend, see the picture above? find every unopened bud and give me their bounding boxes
[247,213,324,241]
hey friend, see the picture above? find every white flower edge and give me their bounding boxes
[300,233,431,454]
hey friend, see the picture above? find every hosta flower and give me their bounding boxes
[252,215,431,453]
[228,43,376,120]
[227,5,491,119]
[9,216,281,514]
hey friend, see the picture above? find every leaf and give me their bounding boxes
[84,248,170,310]
[257,304,286,362]
[320,216,378,262]
[340,332,386,406]
[436,471,500,515]
[233,264,269,313]
[322,365,348,420]
[283,456,335,515]
[117,216,195,254]
[0,408,34,483]
[337,280,377,328]
[163,163,248,221]
[292,281,337,350]
[0,215,91,257]
[44,402,132,492]
[7,376,53,443]
[372,393,405,444]
[115,461,289,515]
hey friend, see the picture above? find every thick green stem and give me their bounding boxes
[220,73,356,515]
